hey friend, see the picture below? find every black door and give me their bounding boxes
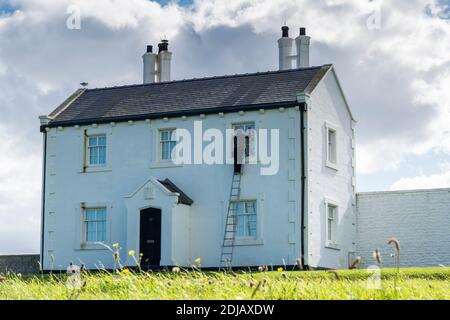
[139,208,162,267]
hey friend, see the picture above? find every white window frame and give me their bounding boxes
[232,200,257,239]
[80,126,113,173]
[86,134,107,167]
[83,207,107,243]
[159,128,177,162]
[75,202,112,251]
[324,198,340,250]
[325,122,338,170]
[232,122,256,163]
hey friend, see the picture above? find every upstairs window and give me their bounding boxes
[160,129,177,161]
[325,123,337,169]
[233,200,257,238]
[87,135,107,166]
[84,207,106,242]
[233,123,256,159]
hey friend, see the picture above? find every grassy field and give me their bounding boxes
[0,267,449,300]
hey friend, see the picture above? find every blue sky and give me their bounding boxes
[155,0,193,6]
[0,1,17,14]
[0,0,449,253]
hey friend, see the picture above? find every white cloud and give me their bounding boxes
[390,171,450,191]
[0,0,449,253]
[391,161,450,190]
[0,126,41,254]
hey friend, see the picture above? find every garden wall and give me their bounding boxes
[356,188,450,268]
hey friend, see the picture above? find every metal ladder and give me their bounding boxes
[220,172,242,269]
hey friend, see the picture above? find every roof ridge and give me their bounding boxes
[86,66,326,92]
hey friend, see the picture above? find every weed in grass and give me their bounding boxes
[388,237,401,297]
[296,258,303,271]
[374,249,382,265]
[349,256,361,269]
[327,270,340,280]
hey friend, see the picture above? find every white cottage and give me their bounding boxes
[38,26,356,271]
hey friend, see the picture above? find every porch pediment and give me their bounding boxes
[124,176,193,206]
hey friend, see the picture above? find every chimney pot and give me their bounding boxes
[281,26,289,38]
[300,27,306,36]
[158,39,169,53]
[146,45,153,53]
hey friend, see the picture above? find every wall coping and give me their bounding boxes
[357,187,450,197]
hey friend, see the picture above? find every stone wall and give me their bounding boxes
[0,255,40,274]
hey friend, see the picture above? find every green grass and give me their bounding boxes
[0,267,449,300]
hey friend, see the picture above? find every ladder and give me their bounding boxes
[220,172,242,269]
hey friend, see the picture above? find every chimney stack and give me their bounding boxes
[277,26,294,70]
[277,26,311,70]
[142,40,172,84]
[157,39,172,82]
[143,45,157,84]
[295,27,310,68]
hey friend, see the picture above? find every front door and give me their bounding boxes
[139,208,162,267]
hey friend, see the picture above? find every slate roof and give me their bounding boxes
[45,65,330,128]
[158,179,194,206]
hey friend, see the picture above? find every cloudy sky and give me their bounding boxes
[0,0,449,254]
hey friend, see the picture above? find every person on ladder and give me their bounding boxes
[234,129,246,174]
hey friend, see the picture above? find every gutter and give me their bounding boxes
[39,131,47,270]
[40,101,299,132]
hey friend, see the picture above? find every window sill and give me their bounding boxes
[325,161,338,171]
[83,166,112,173]
[325,242,340,251]
[77,242,109,251]
[240,159,261,165]
[234,238,263,246]
[151,161,183,169]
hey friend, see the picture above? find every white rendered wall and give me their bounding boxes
[171,204,191,266]
[306,69,356,269]
[357,189,450,268]
[42,107,304,270]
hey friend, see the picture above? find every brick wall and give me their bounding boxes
[356,189,450,268]
[0,255,40,274]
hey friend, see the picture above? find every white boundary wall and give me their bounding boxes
[356,188,450,268]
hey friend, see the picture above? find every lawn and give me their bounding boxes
[0,267,448,300]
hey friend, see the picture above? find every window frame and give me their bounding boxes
[76,202,112,251]
[325,122,338,170]
[86,134,107,167]
[83,207,107,243]
[159,128,177,162]
[81,127,113,174]
[232,200,258,239]
[232,122,256,163]
[324,199,340,250]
